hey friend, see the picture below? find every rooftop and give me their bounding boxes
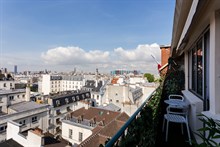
[9,101,49,112]
[70,107,120,125]
[0,138,23,147]
[0,89,25,96]
[98,103,121,112]
[79,112,129,147]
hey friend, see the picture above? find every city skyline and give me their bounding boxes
[0,0,175,74]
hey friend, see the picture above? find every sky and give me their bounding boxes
[0,0,175,74]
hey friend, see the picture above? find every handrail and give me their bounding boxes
[105,87,158,147]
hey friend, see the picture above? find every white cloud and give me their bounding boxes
[114,43,160,62]
[41,46,110,65]
[40,43,161,74]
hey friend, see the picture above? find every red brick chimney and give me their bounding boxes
[159,45,171,75]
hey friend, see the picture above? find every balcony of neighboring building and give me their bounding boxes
[55,127,61,135]
[56,119,62,125]
[66,106,72,112]
[56,110,62,116]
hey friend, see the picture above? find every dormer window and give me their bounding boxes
[65,98,69,104]
[86,93,90,98]
[76,96,80,101]
[56,100,60,106]
[82,94,85,99]
[72,96,76,102]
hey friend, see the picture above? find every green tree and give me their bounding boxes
[144,73,155,83]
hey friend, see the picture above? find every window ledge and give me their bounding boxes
[182,90,203,105]
[32,121,38,124]
[202,111,220,121]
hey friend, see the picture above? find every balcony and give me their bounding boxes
[56,111,61,116]
[67,107,72,112]
[55,129,61,135]
[56,120,61,125]
[105,77,193,147]
[48,124,55,129]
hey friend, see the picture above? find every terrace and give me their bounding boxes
[104,71,194,147]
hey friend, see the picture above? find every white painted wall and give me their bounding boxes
[209,10,220,114]
[62,121,92,145]
[42,75,51,95]
[7,121,28,145]
[7,121,43,147]
[0,81,15,90]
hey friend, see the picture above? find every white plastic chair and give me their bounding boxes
[162,106,191,145]
[169,94,184,101]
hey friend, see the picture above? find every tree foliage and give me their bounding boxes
[144,73,155,83]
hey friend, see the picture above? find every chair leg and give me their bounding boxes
[186,123,191,145]
[162,117,165,132]
[166,121,169,142]
[181,123,183,134]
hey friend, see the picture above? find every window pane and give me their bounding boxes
[192,47,197,91]
[197,40,203,96]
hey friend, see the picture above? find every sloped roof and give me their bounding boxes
[79,112,129,147]
[71,107,120,125]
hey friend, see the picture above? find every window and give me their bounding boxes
[76,96,80,101]
[79,132,83,141]
[69,129,73,139]
[97,95,99,100]
[0,97,2,103]
[56,118,61,124]
[19,120,26,126]
[72,96,76,102]
[188,30,210,110]
[67,106,71,111]
[3,83,6,87]
[65,98,69,104]
[0,125,7,133]
[86,93,90,98]
[56,109,61,115]
[32,116,37,123]
[9,96,14,101]
[17,95,20,98]
[56,100,60,106]
[116,100,119,103]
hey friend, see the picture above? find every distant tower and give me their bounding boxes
[96,68,99,76]
[3,68,7,74]
[14,65,17,74]
[73,67,76,74]
[25,80,31,101]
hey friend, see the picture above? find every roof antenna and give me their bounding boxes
[151,54,161,70]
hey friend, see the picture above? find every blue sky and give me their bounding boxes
[0,0,175,74]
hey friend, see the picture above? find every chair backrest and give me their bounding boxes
[169,94,184,101]
[166,106,188,117]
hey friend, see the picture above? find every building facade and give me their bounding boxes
[0,89,50,141]
[47,91,91,137]
[61,107,129,146]
[41,75,85,95]
[170,0,220,142]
